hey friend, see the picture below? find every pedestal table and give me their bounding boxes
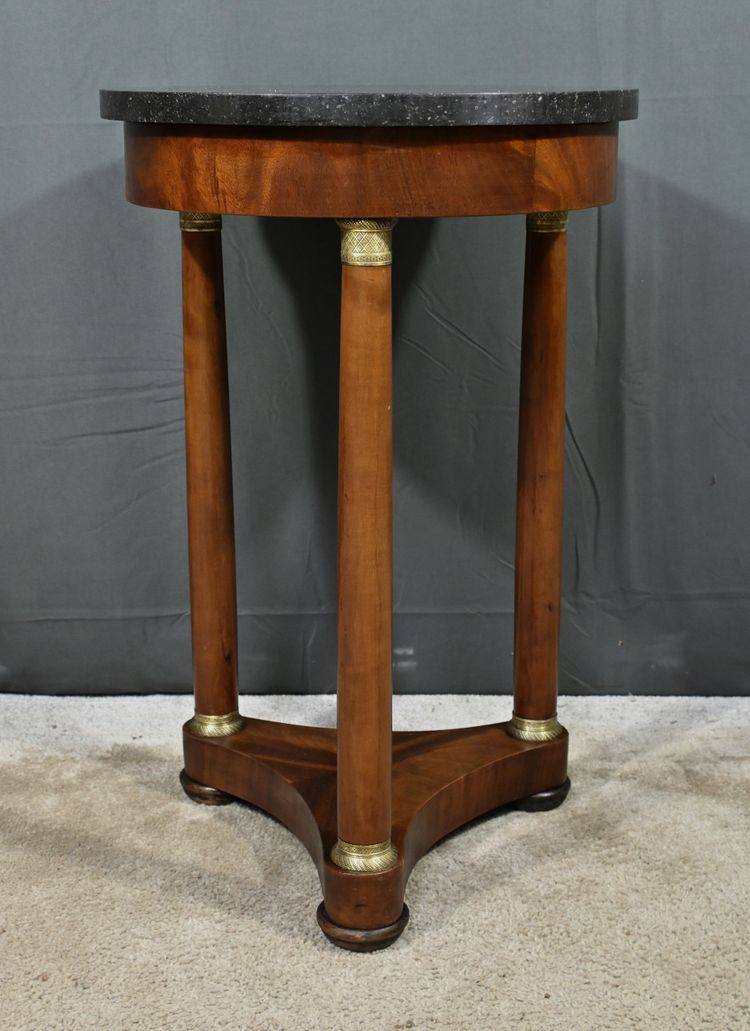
[100,87,638,950]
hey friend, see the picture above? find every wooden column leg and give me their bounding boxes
[331,219,398,874]
[180,212,243,740]
[509,211,569,744]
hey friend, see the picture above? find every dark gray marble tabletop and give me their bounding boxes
[99,88,638,128]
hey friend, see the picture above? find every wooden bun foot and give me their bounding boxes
[513,777,571,813]
[316,902,409,952]
[179,768,235,806]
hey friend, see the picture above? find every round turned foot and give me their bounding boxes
[316,903,409,952]
[179,768,235,806]
[513,777,571,813]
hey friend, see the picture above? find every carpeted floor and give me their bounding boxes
[0,694,748,1030]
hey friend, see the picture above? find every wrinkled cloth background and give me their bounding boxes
[1,2,748,695]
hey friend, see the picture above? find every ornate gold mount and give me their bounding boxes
[179,212,222,232]
[331,838,399,873]
[527,210,569,234]
[336,218,397,267]
[506,713,566,742]
[188,710,245,737]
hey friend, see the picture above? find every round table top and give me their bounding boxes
[99,87,638,128]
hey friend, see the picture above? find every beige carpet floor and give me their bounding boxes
[0,694,748,1031]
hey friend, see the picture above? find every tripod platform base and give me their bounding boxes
[183,716,569,948]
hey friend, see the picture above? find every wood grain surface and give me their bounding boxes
[336,264,394,847]
[155,119,604,945]
[125,123,618,217]
[181,227,239,717]
[513,227,568,720]
[183,718,569,931]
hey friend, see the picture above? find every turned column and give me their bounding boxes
[331,219,398,874]
[180,212,243,738]
[509,211,569,743]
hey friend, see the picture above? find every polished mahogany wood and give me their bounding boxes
[316,901,410,952]
[125,123,618,218]
[513,226,568,721]
[183,717,568,942]
[336,264,394,848]
[181,227,239,717]
[179,768,234,806]
[105,101,635,947]
[512,777,571,813]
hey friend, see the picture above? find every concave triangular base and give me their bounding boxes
[183,716,568,948]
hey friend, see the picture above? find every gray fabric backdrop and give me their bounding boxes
[1,2,748,695]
